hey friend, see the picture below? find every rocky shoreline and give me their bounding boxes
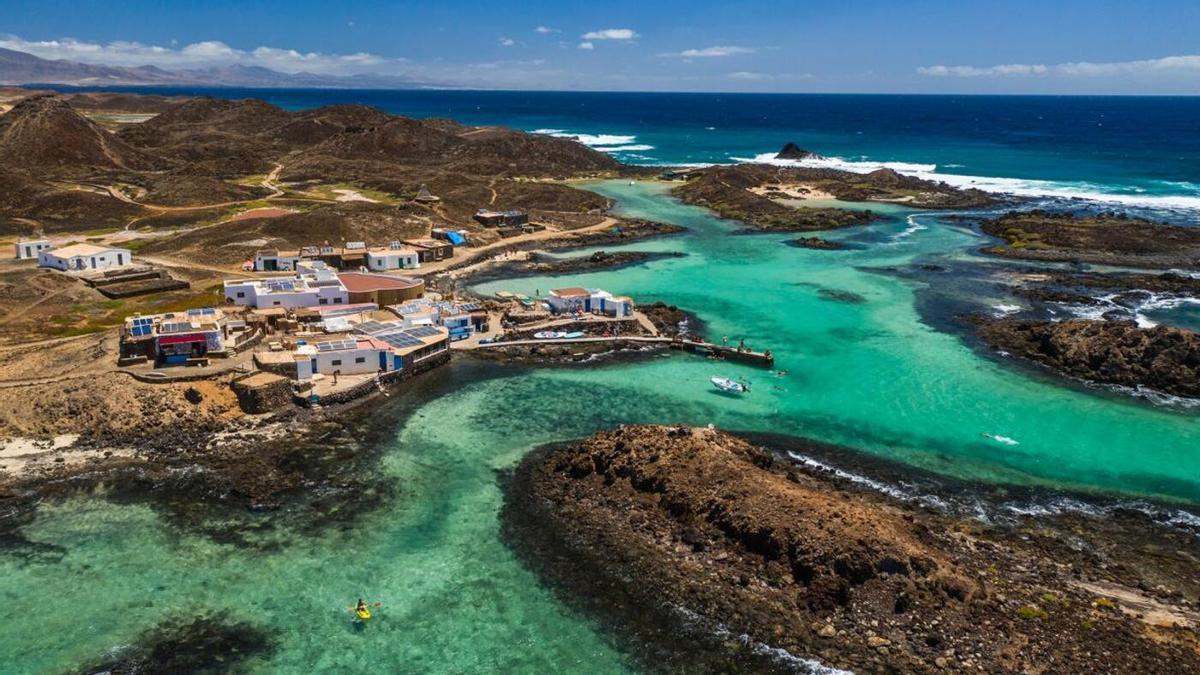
[669,161,993,234]
[977,210,1200,269]
[458,249,685,287]
[502,425,1200,673]
[0,358,511,548]
[972,317,1200,400]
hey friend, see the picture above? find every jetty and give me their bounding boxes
[471,335,775,368]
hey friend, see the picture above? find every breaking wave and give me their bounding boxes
[736,152,1200,212]
[530,129,655,153]
[783,450,1200,538]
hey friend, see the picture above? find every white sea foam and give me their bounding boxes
[735,151,1200,211]
[992,304,1023,317]
[531,129,639,147]
[670,606,853,674]
[889,215,928,243]
[592,144,656,153]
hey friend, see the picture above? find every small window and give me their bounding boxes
[334,298,343,304]
[331,359,342,366]
[273,300,281,306]
[355,356,365,364]
[319,298,328,305]
[236,292,245,298]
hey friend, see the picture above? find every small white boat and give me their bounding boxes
[533,331,567,339]
[711,376,748,394]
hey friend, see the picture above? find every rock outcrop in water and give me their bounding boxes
[671,163,993,234]
[504,425,1200,673]
[974,318,1200,399]
[775,142,818,160]
[978,210,1200,269]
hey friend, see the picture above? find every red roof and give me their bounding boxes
[338,272,423,293]
[157,333,208,345]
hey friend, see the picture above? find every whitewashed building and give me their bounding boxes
[14,239,51,260]
[39,243,133,272]
[366,244,421,271]
[224,261,349,309]
[547,287,634,317]
[253,250,306,272]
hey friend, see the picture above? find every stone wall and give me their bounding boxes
[231,373,293,414]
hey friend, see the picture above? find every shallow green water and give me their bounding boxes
[2,181,1198,673]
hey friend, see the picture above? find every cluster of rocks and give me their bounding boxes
[973,318,1200,399]
[503,425,1200,673]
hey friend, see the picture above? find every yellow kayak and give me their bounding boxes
[356,608,372,621]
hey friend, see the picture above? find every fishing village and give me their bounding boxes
[4,81,1200,675]
[4,202,773,432]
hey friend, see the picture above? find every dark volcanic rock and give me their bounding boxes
[817,288,867,304]
[979,210,1200,269]
[775,142,817,160]
[784,237,847,250]
[76,614,275,674]
[503,425,1200,674]
[974,317,1200,398]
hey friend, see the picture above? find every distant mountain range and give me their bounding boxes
[0,47,437,89]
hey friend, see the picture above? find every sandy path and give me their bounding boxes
[421,217,619,276]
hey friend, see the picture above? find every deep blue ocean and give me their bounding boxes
[50,86,1200,213]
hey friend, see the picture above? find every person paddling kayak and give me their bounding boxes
[355,599,371,620]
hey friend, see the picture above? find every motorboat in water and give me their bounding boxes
[711,376,748,394]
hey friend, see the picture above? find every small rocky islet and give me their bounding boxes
[503,424,1200,673]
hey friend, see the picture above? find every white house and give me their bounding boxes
[39,243,133,272]
[293,337,394,381]
[224,261,348,310]
[254,250,305,272]
[366,245,420,272]
[547,287,634,317]
[14,239,51,260]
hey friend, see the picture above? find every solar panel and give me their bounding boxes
[458,303,481,312]
[132,317,153,326]
[316,339,358,352]
[354,321,394,335]
[380,334,422,349]
[406,326,443,338]
[130,325,152,337]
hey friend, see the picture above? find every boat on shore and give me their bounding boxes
[533,331,567,339]
[711,376,749,394]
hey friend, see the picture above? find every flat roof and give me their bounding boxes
[338,272,423,293]
[47,243,129,258]
[551,287,591,298]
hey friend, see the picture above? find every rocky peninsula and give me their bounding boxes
[978,210,1200,269]
[504,425,1200,673]
[973,318,1200,399]
[669,160,993,234]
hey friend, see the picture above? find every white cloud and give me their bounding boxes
[662,45,756,58]
[534,26,558,34]
[919,55,1200,78]
[726,71,772,81]
[578,42,594,50]
[498,37,515,47]
[581,28,638,41]
[0,34,397,75]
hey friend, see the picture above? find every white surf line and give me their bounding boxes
[736,152,1200,211]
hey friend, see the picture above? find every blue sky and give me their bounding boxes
[2,0,1198,93]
